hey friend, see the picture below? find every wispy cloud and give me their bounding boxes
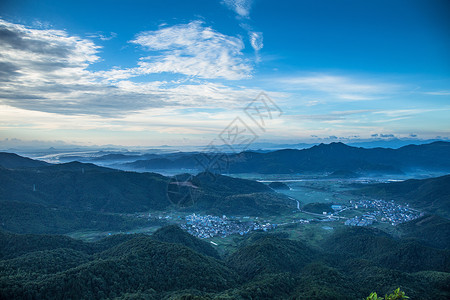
[222,0,253,18]
[423,90,450,96]
[130,21,252,80]
[374,108,450,117]
[249,32,263,51]
[278,74,399,101]
[284,110,373,122]
[87,32,117,41]
[222,0,263,59]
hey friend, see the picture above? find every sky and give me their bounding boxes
[0,0,449,148]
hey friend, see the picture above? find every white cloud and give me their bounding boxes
[249,31,263,51]
[131,21,252,80]
[222,0,253,18]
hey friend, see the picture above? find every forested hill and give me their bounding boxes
[122,141,450,174]
[1,226,449,299]
[0,157,172,212]
[354,174,450,215]
[0,152,50,169]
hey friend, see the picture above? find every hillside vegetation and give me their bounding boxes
[1,226,449,299]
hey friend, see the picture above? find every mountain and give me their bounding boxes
[322,227,450,273]
[1,227,449,299]
[123,157,176,169]
[0,230,237,299]
[152,225,220,258]
[0,160,172,213]
[355,174,450,215]
[0,152,50,169]
[119,141,450,174]
[397,215,450,250]
[225,141,450,174]
[0,200,149,234]
[227,235,318,279]
[0,153,285,215]
[167,172,294,215]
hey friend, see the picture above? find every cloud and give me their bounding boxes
[278,74,399,101]
[374,108,449,118]
[0,19,265,117]
[130,21,252,80]
[222,0,253,18]
[87,32,117,41]
[285,110,372,122]
[249,31,263,51]
[423,90,450,96]
[222,0,263,58]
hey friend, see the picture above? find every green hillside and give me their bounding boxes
[0,200,149,234]
[1,226,449,299]
[322,227,450,273]
[152,225,220,258]
[227,235,318,278]
[397,215,450,249]
[167,172,294,215]
[0,162,172,212]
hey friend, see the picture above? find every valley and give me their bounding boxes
[1,145,449,299]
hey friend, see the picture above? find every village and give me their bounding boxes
[132,196,423,239]
[180,213,276,239]
[344,198,423,226]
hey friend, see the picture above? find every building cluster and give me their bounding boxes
[344,214,375,226]
[180,213,276,239]
[345,199,422,227]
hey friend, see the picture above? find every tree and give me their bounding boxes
[366,288,409,300]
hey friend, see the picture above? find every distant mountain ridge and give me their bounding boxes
[121,141,450,174]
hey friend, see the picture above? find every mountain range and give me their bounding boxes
[120,141,450,174]
[1,143,450,299]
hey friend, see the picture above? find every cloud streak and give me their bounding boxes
[279,74,399,101]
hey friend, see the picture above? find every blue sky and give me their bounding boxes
[0,0,449,147]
